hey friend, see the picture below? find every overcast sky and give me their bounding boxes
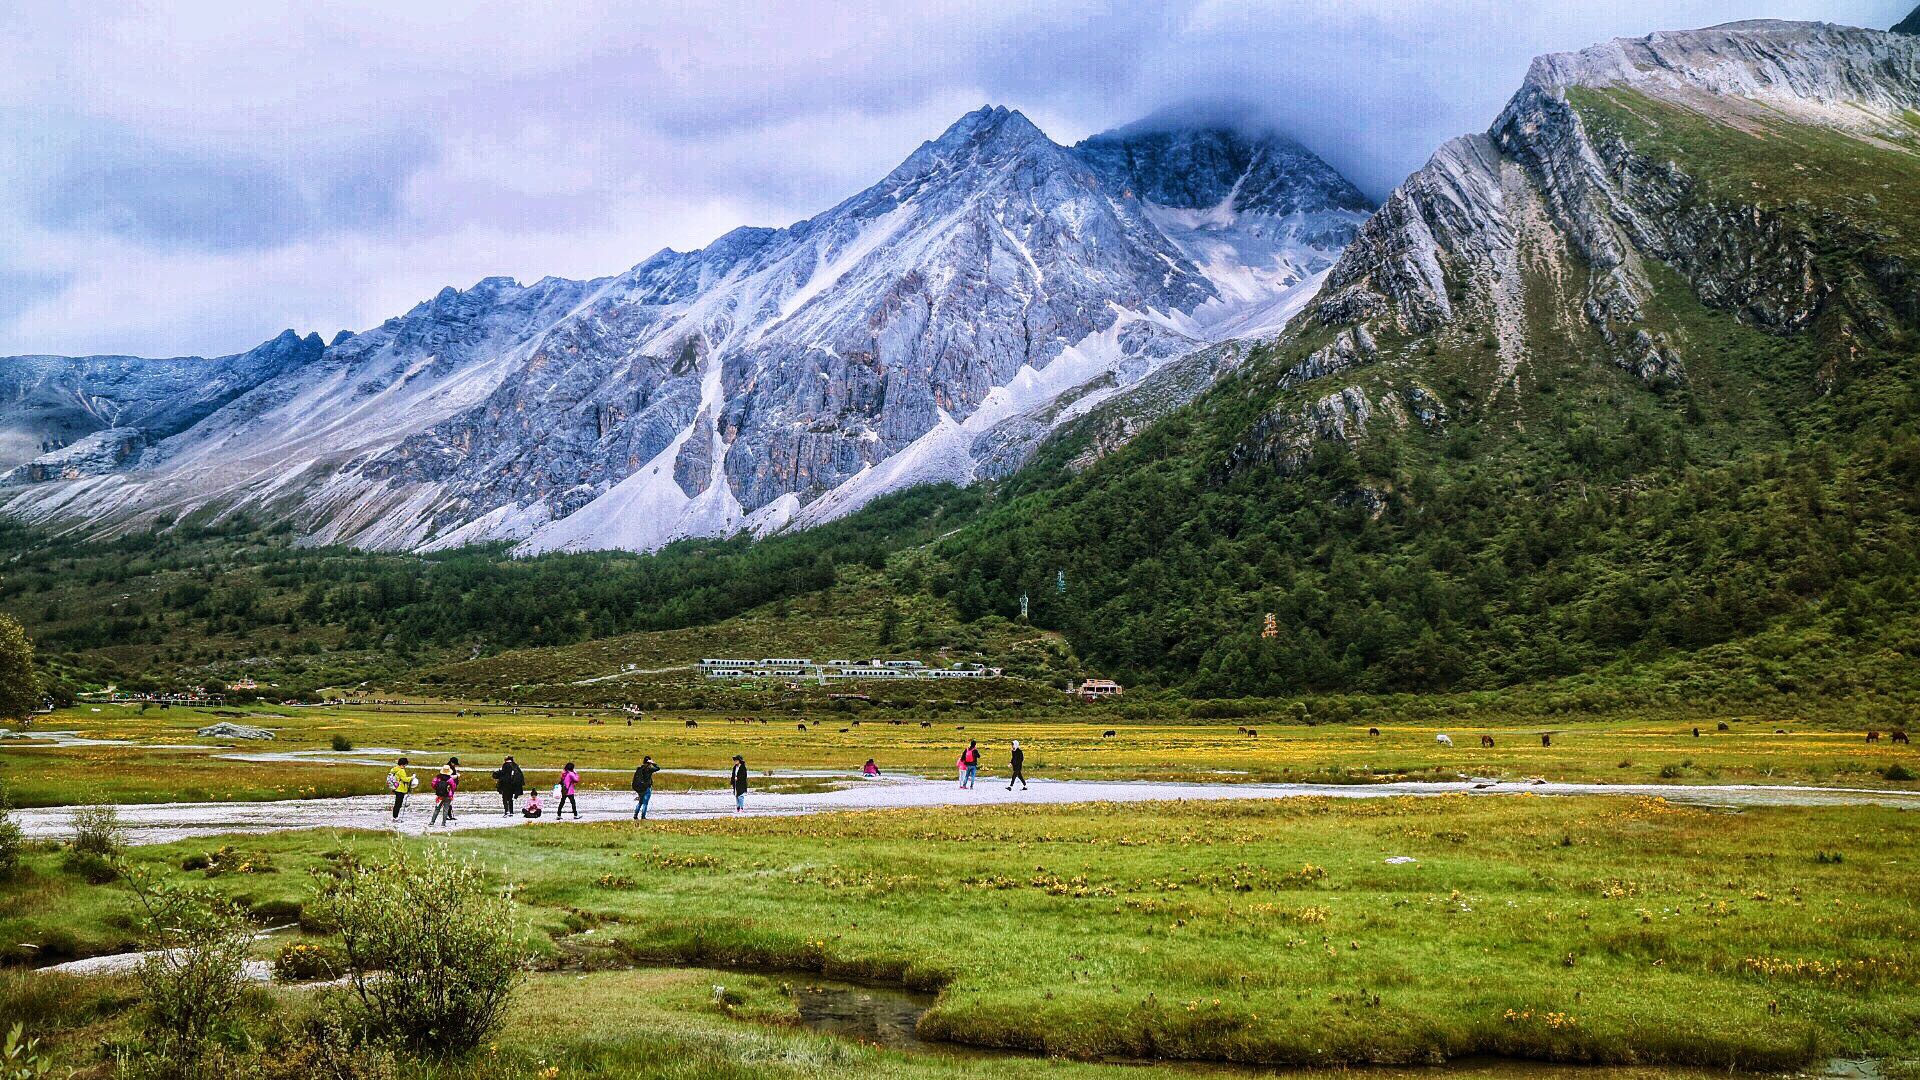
[3,1,1909,358]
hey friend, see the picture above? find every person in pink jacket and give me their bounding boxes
[557,761,581,819]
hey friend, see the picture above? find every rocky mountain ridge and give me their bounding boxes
[1,107,1368,552]
[1224,18,1920,473]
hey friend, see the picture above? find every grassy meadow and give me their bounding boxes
[2,796,1916,1075]
[3,698,1919,806]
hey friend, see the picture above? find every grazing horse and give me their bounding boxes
[920,721,932,728]
[797,723,807,731]
[1368,728,1380,737]
[1435,733,1453,747]
[1894,730,1911,744]
[1541,733,1552,747]
[1480,734,1495,748]
[1867,731,1881,743]
[684,719,697,728]
[1717,722,1729,732]
[1102,730,1117,738]
[1245,729,1258,738]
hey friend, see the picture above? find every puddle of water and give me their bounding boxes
[788,979,952,1054]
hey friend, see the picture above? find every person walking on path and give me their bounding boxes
[492,756,525,816]
[1007,740,1027,791]
[730,754,749,812]
[427,766,456,827]
[961,740,980,789]
[632,756,659,820]
[386,757,416,821]
[557,762,582,819]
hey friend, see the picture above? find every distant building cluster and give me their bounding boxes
[700,657,1001,681]
[1072,679,1123,699]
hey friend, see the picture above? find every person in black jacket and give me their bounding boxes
[1006,740,1027,791]
[730,754,748,812]
[631,756,659,820]
[492,756,525,816]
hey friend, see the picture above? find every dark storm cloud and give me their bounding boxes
[1,1,1910,357]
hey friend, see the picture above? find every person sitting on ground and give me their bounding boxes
[521,790,543,818]
[632,755,660,821]
[493,755,525,817]
[862,758,880,778]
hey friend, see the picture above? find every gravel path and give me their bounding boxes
[15,775,1918,846]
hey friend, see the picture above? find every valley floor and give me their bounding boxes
[3,796,1917,1077]
[13,772,1920,846]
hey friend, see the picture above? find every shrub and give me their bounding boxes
[69,802,125,858]
[248,1011,398,1080]
[272,941,347,983]
[124,878,253,1078]
[1658,764,1685,779]
[2,1023,59,1080]
[0,797,21,881]
[330,735,353,752]
[61,848,117,884]
[1886,764,1916,782]
[312,845,527,1054]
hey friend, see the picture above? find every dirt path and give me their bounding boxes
[14,775,1918,846]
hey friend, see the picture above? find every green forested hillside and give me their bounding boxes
[927,89,1920,704]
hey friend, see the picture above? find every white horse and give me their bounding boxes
[1435,733,1454,747]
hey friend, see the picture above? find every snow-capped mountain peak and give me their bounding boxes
[1,103,1372,553]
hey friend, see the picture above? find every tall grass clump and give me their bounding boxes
[313,845,527,1055]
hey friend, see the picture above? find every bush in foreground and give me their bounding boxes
[312,845,526,1054]
[119,877,253,1079]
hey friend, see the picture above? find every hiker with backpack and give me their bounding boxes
[427,766,457,827]
[492,756,525,816]
[443,757,462,822]
[386,757,417,821]
[632,756,659,820]
[960,740,980,789]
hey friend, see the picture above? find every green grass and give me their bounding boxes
[7,700,1919,808]
[4,797,1917,1074]
[1569,86,1920,257]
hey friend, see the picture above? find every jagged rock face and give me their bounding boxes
[0,330,324,474]
[3,105,1372,552]
[1233,19,1919,475]
[1076,125,1372,228]
[1897,6,1920,35]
